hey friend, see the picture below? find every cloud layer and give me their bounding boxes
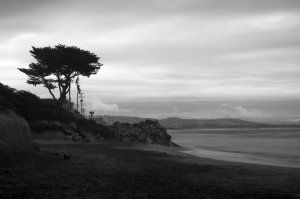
[0,0,299,121]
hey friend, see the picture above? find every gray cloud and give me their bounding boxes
[1,0,300,121]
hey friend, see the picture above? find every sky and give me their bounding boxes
[0,0,300,123]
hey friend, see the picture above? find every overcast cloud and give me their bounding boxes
[0,0,299,122]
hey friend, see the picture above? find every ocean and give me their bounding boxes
[168,128,300,168]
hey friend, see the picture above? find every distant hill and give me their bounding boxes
[159,117,263,129]
[94,115,152,125]
[94,115,268,129]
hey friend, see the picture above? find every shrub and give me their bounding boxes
[0,83,75,122]
[77,118,112,138]
[0,110,37,166]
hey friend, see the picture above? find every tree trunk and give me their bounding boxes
[69,82,71,102]
[58,87,68,107]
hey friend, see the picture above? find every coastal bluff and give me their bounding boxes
[29,119,176,146]
[112,120,175,146]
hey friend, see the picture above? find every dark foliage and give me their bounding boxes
[0,83,112,139]
[0,83,74,122]
[18,44,102,105]
[77,118,112,138]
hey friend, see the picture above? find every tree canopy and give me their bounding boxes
[18,44,102,105]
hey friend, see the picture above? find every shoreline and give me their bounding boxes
[35,139,300,169]
[181,147,300,169]
[168,128,300,169]
[111,141,300,169]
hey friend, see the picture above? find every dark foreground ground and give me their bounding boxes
[1,140,300,199]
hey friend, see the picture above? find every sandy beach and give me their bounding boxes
[1,140,300,199]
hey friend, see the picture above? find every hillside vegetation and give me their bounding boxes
[0,83,111,139]
[0,83,75,122]
[0,110,38,166]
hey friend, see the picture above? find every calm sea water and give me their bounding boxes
[168,128,300,168]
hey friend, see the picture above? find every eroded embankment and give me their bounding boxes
[0,110,38,167]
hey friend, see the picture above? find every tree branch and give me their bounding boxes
[19,44,103,107]
[47,87,57,100]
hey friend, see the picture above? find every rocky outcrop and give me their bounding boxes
[29,119,176,146]
[111,120,172,146]
[30,120,97,142]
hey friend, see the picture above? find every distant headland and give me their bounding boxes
[95,115,300,130]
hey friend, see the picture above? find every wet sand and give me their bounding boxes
[112,141,300,168]
[1,140,300,199]
[181,148,300,168]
